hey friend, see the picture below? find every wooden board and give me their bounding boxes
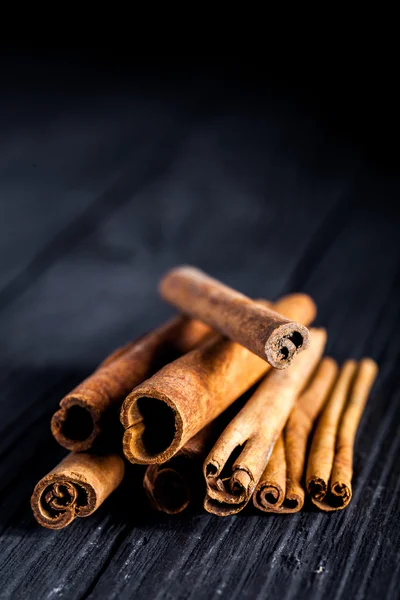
[0,55,398,600]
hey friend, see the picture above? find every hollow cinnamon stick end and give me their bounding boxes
[330,480,352,510]
[31,471,97,530]
[280,493,304,513]
[204,463,253,514]
[122,421,182,465]
[308,477,352,511]
[203,494,245,516]
[143,467,191,514]
[51,397,99,452]
[312,481,352,512]
[121,387,183,465]
[31,454,125,529]
[265,322,310,369]
[230,469,252,497]
[253,482,286,512]
[307,477,327,503]
[203,461,225,497]
[31,475,79,529]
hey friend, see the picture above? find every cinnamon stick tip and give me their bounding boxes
[144,467,192,514]
[265,322,310,369]
[280,493,303,513]
[31,454,125,529]
[121,388,183,465]
[254,482,285,511]
[359,357,379,376]
[230,469,252,495]
[51,398,99,452]
[343,358,358,371]
[307,477,327,502]
[204,459,220,479]
[158,265,201,299]
[311,481,352,512]
[203,494,245,516]
[31,473,97,530]
[331,481,352,505]
[321,356,339,370]
[274,293,317,324]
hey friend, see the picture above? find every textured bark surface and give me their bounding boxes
[160,266,310,368]
[204,329,326,515]
[121,295,315,465]
[307,359,378,511]
[255,357,338,513]
[0,55,398,599]
[306,361,357,505]
[51,316,210,451]
[253,435,287,511]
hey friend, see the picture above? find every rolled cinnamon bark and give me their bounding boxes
[143,387,257,514]
[143,424,215,514]
[306,358,378,511]
[31,452,125,529]
[159,266,310,369]
[253,435,286,511]
[51,316,211,451]
[254,357,338,513]
[203,328,327,516]
[121,294,316,465]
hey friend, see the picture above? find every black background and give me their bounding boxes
[0,50,399,599]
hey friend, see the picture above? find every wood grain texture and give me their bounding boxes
[0,55,399,600]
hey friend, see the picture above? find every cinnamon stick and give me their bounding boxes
[203,328,327,516]
[143,388,257,514]
[306,358,378,511]
[159,266,310,369]
[143,424,215,514]
[253,435,286,511]
[254,357,338,513]
[121,294,316,465]
[31,452,124,529]
[51,316,211,451]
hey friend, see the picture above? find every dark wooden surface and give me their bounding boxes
[0,56,399,599]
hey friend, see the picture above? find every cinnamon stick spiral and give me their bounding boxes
[203,328,326,516]
[253,357,338,513]
[31,453,124,529]
[306,358,378,511]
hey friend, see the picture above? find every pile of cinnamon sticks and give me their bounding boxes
[31,266,378,528]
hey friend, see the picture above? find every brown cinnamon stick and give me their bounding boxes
[31,452,125,529]
[121,294,316,465]
[143,388,257,514]
[51,316,211,451]
[254,357,338,513]
[253,435,286,511]
[306,358,378,511]
[159,266,310,369]
[143,424,215,514]
[203,328,327,516]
